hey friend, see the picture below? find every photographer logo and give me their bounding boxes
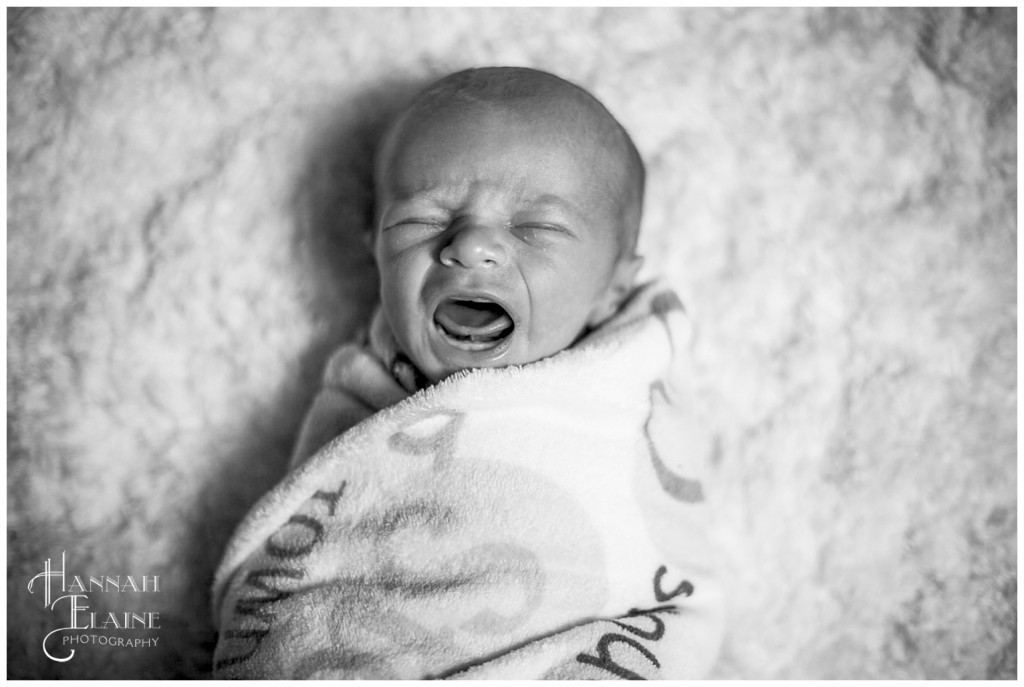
[27,552,162,662]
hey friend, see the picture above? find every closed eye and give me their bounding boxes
[512,223,575,244]
[383,218,448,232]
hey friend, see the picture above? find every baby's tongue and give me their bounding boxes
[435,300,512,337]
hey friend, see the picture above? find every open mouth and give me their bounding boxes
[433,298,514,350]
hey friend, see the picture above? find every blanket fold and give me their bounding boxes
[212,280,723,679]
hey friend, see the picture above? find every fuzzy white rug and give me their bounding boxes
[7,7,1016,679]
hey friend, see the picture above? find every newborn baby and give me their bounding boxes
[374,66,643,384]
[213,67,722,679]
[288,66,645,465]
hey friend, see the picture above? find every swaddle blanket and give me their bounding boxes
[211,281,724,679]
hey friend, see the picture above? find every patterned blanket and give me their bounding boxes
[211,282,724,678]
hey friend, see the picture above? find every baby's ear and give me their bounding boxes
[588,254,644,326]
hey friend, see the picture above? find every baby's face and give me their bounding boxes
[374,103,634,383]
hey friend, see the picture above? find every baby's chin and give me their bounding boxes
[420,357,541,385]
[415,342,519,384]
[411,334,578,385]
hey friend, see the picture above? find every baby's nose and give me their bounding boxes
[439,221,509,269]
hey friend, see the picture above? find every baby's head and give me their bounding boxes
[372,66,645,383]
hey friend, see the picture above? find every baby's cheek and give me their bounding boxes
[522,310,587,362]
[378,272,419,338]
[381,250,425,300]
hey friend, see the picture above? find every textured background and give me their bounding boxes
[7,7,1016,679]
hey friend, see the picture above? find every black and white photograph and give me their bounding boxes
[7,6,1016,679]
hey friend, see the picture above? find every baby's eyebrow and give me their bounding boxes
[527,194,585,219]
[389,180,471,206]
